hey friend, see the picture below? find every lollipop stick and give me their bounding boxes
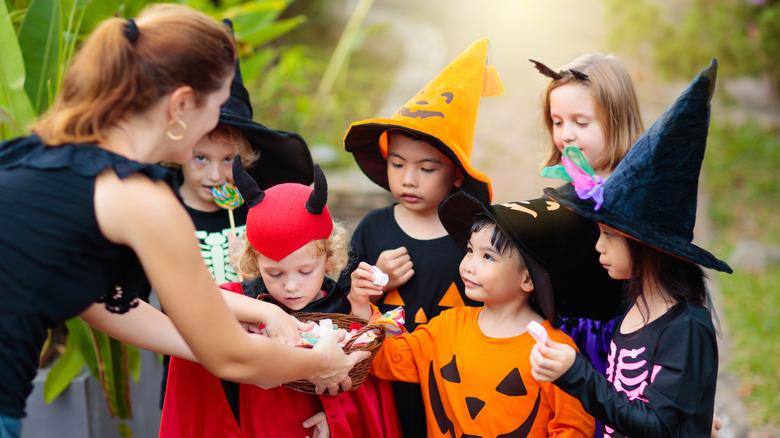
[228,209,236,234]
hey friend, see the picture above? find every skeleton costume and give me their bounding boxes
[544,59,730,437]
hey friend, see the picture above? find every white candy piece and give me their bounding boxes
[526,320,549,346]
[372,266,389,287]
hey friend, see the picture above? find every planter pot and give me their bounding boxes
[22,349,163,437]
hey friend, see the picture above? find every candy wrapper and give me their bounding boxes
[284,307,407,348]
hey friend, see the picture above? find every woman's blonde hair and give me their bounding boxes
[32,4,236,145]
[540,53,645,172]
[238,221,350,280]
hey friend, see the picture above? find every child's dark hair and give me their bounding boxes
[625,237,707,323]
[469,213,516,256]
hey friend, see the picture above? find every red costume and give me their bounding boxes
[160,281,402,438]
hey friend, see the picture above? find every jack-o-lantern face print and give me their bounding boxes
[428,355,541,437]
[397,91,455,119]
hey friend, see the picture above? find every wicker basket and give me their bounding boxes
[282,312,386,395]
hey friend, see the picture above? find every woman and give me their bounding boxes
[0,5,366,435]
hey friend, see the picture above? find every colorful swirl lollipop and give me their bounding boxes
[211,183,244,210]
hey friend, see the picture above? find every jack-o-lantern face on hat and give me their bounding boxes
[398,92,454,119]
[428,356,541,437]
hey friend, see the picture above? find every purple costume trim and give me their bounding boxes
[558,316,619,438]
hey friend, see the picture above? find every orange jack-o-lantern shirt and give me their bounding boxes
[371,306,595,438]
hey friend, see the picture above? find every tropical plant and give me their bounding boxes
[1,0,304,436]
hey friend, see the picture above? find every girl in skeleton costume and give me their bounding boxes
[0,6,364,437]
[531,59,730,438]
[160,160,402,438]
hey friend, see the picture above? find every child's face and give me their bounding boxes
[257,242,328,311]
[179,134,238,211]
[595,223,632,280]
[386,134,464,217]
[549,83,607,170]
[460,226,529,305]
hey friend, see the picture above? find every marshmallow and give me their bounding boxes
[526,320,549,346]
[372,266,389,287]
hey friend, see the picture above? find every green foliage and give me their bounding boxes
[602,0,780,94]
[703,119,780,243]
[702,118,780,428]
[717,267,780,427]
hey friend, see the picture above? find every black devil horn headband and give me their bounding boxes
[305,164,327,215]
[232,154,264,207]
[529,59,589,82]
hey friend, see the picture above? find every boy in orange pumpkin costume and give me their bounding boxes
[358,191,595,437]
[338,38,503,436]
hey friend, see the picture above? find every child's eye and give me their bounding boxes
[193,155,207,163]
[267,272,283,278]
[465,246,473,254]
[577,122,589,127]
[299,270,313,276]
[483,253,495,261]
[223,156,235,164]
[421,167,436,173]
[552,121,563,127]
[390,162,402,169]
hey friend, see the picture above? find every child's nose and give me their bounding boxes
[562,123,576,142]
[284,279,298,292]
[206,162,223,182]
[401,168,417,186]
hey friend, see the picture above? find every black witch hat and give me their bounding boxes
[438,190,615,324]
[544,58,732,273]
[220,19,313,189]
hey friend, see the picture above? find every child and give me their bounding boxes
[339,37,503,436]
[160,160,401,438]
[176,19,313,286]
[531,54,645,436]
[531,59,728,437]
[158,18,315,408]
[349,190,595,437]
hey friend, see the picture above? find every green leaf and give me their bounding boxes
[0,0,36,139]
[66,318,100,377]
[237,15,306,47]
[43,332,86,403]
[18,0,60,115]
[90,328,133,420]
[79,0,122,34]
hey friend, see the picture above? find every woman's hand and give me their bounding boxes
[310,329,370,395]
[259,304,313,346]
[303,412,330,438]
[529,339,577,382]
[348,262,384,319]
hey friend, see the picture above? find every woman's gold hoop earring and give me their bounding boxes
[166,120,187,141]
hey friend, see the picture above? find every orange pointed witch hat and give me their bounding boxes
[344,37,503,202]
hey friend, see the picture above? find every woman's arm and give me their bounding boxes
[94,172,368,392]
[80,300,196,361]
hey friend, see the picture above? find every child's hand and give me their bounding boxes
[348,262,384,319]
[310,329,371,395]
[529,338,577,382]
[375,247,414,290]
[260,304,313,346]
[302,412,330,438]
